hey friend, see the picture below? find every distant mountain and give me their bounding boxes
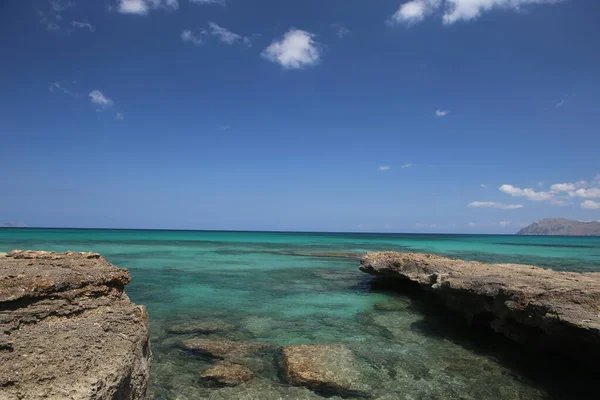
[517,218,600,236]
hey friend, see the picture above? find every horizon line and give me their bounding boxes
[1,225,519,236]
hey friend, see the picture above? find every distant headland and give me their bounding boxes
[517,218,600,236]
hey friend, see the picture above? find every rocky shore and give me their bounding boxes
[360,251,600,364]
[0,251,150,400]
[3,248,598,399]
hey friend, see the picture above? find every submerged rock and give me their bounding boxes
[206,379,329,400]
[167,320,235,335]
[360,251,600,364]
[0,250,150,400]
[373,300,409,312]
[181,338,272,359]
[200,363,255,386]
[280,344,369,398]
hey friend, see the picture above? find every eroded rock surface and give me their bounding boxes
[360,251,600,364]
[280,344,369,398]
[0,250,150,400]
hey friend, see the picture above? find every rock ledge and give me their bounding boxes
[0,250,151,400]
[360,251,600,364]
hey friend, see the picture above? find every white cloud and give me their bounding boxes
[499,221,511,227]
[332,23,351,38]
[401,163,413,169]
[499,184,553,201]
[551,183,576,192]
[71,21,95,32]
[581,200,600,209]
[468,201,523,210]
[262,29,321,70]
[467,222,477,228]
[379,166,391,171]
[537,181,544,187]
[89,90,113,107]
[115,112,125,120]
[551,180,586,193]
[500,177,600,206]
[570,188,600,199]
[118,0,149,14]
[390,0,441,24]
[435,109,450,117]
[181,30,205,46]
[117,0,178,15]
[443,0,562,24]
[49,82,78,97]
[416,223,438,228]
[208,22,248,45]
[50,0,74,12]
[480,184,487,188]
[389,0,562,25]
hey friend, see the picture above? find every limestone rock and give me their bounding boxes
[360,251,600,364]
[280,344,369,397]
[0,250,151,400]
[200,363,255,386]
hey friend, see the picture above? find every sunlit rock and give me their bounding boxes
[0,250,150,399]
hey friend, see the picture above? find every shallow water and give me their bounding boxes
[1,228,599,399]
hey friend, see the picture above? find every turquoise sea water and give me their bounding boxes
[1,228,599,399]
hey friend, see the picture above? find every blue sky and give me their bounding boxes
[1,0,599,233]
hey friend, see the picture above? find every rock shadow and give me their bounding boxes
[367,277,597,400]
